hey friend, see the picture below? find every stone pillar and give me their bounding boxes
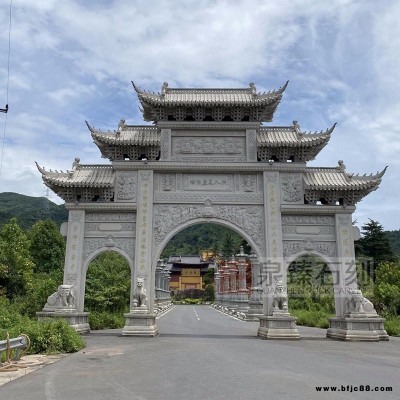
[222,264,230,304]
[247,253,263,321]
[159,128,171,161]
[123,170,157,336]
[258,171,299,340]
[228,257,238,308]
[326,213,388,341]
[236,247,249,312]
[155,259,163,306]
[37,209,89,333]
[214,268,221,303]
[166,269,171,301]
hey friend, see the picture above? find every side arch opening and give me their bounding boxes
[286,251,336,330]
[83,250,132,330]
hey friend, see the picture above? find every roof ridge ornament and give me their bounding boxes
[72,157,81,171]
[337,160,346,171]
[293,120,302,135]
[117,118,126,137]
[249,82,256,95]
[376,166,388,179]
[161,82,168,96]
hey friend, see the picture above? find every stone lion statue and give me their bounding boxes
[272,279,288,312]
[346,287,364,313]
[346,287,377,316]
[132,277,147,308]
[43,284,76,311]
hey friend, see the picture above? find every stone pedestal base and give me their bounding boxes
[122,312,158,337]
[246,300,263,321]
[327,316,389,341]
[37,311,90,333]
[258,315,300,340]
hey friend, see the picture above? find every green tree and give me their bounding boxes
[29,219,65,273]
[374,261,400,316]
[85,252,131,313]
[222,233,235,257]
[0,217,34,298]
[357,219,395,279]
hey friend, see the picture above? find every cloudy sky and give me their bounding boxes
[0,0,399,230]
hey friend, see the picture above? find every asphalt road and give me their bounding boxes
[1,305,399,400]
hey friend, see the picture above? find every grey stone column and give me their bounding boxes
[262,171,285,316]
[228,258,238,305]
[133,170,154,311]
[258,171,299,339]
[63,210,86,312]
[222,265,230,304]
[214,268,221,303]
[37,209,90,333]
[326,213,388,341]
[155,259,163,303]
[236,247,249,309]
[123,170,158,336]
[247,253,263,320]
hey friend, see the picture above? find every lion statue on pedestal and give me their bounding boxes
[272,279,288,313]
[132,277,147,308]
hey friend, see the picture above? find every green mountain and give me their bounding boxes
[1,192,399,258]
[0,192,68,229]
[386,230,400,257]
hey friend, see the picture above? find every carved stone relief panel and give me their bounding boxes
[86,212,137,222]
[159,173,176,192]
[159,129,171,161]
[171,131,246,162]
[153,204,265,253]
[85,213,136,237]
[281,215,335,240]
[246,129,257,162]
[280,174,303,204]
[240,174,257,192]
[83,237,135,260]
[283,239,336,258]
[282,215,336,258]
[154,172,263,203]
[154,192,263,204]
[115,172,137,202]
[183,174,234,192]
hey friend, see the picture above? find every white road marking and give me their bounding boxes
[192,306,200,320]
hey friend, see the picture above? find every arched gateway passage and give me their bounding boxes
[37,81,388,341]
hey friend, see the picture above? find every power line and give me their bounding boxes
[0,0,12,175]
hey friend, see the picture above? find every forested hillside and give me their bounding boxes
[386,230,400,256]
[1,192,399,257]
[0,192,68,229]
[161,223,248,258]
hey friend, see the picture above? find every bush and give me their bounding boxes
[291,309,332,329]
[384,317,400,337]
[89,311,126,330]
[182,298,202,304]
[0,317,84,354]
[174,289,204,300]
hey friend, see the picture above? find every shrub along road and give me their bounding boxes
[1,305,399,400]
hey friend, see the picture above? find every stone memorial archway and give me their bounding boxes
[37,81,388,341]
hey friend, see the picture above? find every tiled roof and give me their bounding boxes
[304,166,386,190]
[258,124,334,147]
[88,122,160,146]
[133,82,288,107]
[36,163,114,187]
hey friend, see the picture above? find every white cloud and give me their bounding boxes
[0,0,399,229]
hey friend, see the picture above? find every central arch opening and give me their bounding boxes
[153,221,261,335]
